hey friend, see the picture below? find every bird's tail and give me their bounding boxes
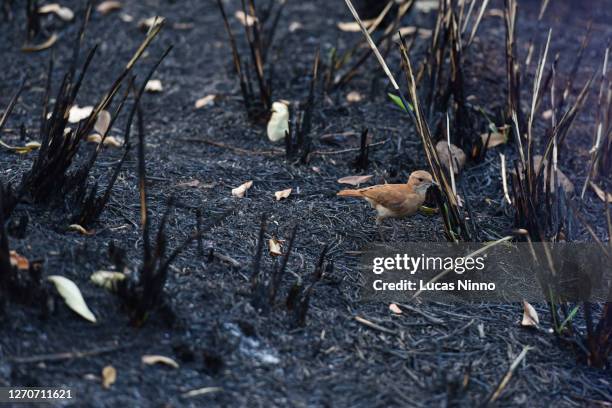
[337,189,362,197]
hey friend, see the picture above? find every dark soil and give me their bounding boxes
[0,0,611,407]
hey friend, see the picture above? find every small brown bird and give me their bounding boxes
[337,170,435,224]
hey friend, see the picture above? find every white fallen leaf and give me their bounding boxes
[194,94,217,109]
[288,21,302,32]
[22,33,58,52]
[39,3,74,21]
[47,275,97,323]
[232,180,253,198]
[337,175,373,186]
[182,387,223,398]
[337,18,376,32]
[274,188,292,201]
[267,101,289,143]
[120,13,133,22]
[68,224,93,235]
[138,16,164,31]
[436,141,466,175]
[346,91,363,103]
[144,79,163,93]
[589,182,612,203]
[234,10,257,26]
[102,365,116,389]
[68,105,94,123]
[96,1,122,15]
[415,0,438,13]
[521,300,539,327]
[542,109,553,120]
[141,355,179,369]
[90,271,126,291]
[94,110,112,135]
[389,303,402,314]
[268,238,283,256]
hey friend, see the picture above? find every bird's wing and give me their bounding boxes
[359,185,412,210]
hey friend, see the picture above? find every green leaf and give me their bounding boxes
[558,305,580,332]
[387,93,413,112]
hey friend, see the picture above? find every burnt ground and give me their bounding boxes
[0,0,611,407]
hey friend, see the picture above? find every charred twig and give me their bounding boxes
[352,128,370,171]
[216,0,282,122]
[116,107,229,326]
[18,8,164,213]
[285,50,320,163]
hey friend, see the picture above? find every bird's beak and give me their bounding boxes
[430,180,439,187]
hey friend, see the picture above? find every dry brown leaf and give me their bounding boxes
[144,79,163,93]
[87,134,123,147]
[231,181,253,198]
[589,182,612,203]
[268,238,283,256]
[101,365,117,389]
[39,3,74,21]
[337,175,373,186]
[533,156,574,194]
[68,224,93,235]
[274,188,292,201]
[22,33,58,52]
[389,303,402,314]
[141,355,179,369]
[234,10,257,26]
[94,110,112,135]
[194,94,217,109]
[87,134,102,144]
[9,250,29,270]
[0,140,41,154]
[481,127,509,149]
[103,136,123,147]
[435,141,466,175]
[521,300,539,327]
[346,91,363,103]
[69,105,94,123]
[96,1,122,15]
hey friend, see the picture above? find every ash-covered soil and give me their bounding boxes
[0,0,610,407]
